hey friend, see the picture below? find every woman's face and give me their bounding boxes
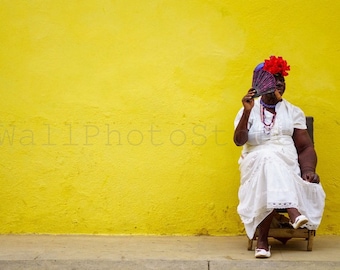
[275,74,286,96]
[262,74,286,103]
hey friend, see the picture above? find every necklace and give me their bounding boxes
[260,99,276,109]
[260,105,276,134]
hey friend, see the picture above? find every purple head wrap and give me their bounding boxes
[254,62,264,72]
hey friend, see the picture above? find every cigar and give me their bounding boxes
[274,89,282,101]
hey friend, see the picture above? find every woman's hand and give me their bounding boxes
[302,171,320,184]
[242,88,256,111]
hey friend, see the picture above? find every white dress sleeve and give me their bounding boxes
[292,105,307,130]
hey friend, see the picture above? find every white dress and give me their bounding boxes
[234,98,326,239]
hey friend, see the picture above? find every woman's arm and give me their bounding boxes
[233,89,255,146]
[293,128,320,183]
[233,110,251,146]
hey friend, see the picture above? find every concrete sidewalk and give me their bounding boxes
[0,234,339,269]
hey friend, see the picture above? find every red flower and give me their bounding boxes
[263,56,290,76]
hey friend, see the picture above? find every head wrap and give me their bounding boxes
[254,62,264,72]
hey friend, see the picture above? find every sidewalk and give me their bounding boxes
[0,234,339,269]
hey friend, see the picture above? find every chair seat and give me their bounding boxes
[247,211,316,251]
[248,227,315,251]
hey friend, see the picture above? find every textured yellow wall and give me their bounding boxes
[0,0,339,235]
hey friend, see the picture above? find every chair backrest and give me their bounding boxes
[306,116,314,144]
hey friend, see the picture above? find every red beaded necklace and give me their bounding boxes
[260,104,276,134]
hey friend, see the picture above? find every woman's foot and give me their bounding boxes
[287,208,308,229]
[255,246,271,258]
[290,215,308,229]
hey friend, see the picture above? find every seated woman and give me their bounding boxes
[233,56,326,258]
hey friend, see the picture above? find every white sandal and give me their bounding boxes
[291,215,308,229]
[255,246,271,258]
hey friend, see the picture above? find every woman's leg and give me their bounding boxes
[286,208,301,222]
[257,210,275,250]
[287,207,309,229]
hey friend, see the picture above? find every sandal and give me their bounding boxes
[255,246,271,258]
[290,215,308,229]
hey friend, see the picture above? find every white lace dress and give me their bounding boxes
[234,98,326,239]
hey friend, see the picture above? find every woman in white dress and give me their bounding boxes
[233,56,325,258]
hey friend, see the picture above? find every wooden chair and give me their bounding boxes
[247,116,316,251]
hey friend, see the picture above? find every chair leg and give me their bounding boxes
[307,230,315,251]
[247,238,253,251]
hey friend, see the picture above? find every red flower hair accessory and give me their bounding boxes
[263,56,290,76]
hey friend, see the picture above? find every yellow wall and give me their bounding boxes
[0,0,339,235]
